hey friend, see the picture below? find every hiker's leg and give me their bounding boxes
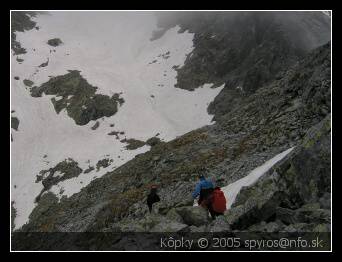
[198,191,204,206]
[209,209,216,219]
[207,203,216,219]
[148,204,152,213]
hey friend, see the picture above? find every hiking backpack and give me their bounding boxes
[211,188,227,213]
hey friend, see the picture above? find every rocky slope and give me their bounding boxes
[11,12,331,250]
[153,11,330,120]
[14,40,330,230]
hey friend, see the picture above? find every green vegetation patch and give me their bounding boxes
[30,70,125,125]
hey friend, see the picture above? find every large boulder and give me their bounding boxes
[175,206,211,227]
[225,172,286,230]
[207,216,231,232]
[275,207,297,224]
[166,208,185,224]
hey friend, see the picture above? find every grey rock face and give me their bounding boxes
[222,114,331,231]
[154,12,330,116]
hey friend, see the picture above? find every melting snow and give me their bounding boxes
[221,147,294,209]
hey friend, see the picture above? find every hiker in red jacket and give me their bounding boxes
[207,187,227,219]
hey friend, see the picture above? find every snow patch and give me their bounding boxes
[193,147,294,208]
[11,12,224,229]
[221,147,294,209]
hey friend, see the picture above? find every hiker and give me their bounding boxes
[207,186,227,219]
[146,185,160,213]
[192,175,214,207]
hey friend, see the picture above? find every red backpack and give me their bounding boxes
[211,188,227,213]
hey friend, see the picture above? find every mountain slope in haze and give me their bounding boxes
[153,11,330,120]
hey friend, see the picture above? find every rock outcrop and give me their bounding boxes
[11,11,37,55]
[47,38,63,47]
[225,114,331,231]
[30,70,125,125]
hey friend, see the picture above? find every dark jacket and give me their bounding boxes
[147,188,160,206]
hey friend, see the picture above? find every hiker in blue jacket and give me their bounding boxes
[192,175,214,206]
